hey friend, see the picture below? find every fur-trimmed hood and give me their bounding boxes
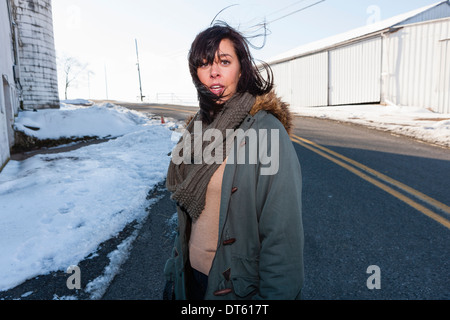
[250,91,293,135]
[185,90,293,135]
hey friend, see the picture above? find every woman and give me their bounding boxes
[164,23,304,300]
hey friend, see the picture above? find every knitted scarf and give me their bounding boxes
[166,92,256,221]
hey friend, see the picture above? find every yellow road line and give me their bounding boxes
[292,134,450,215]
[291,135,450,230]
[151,107,450,229]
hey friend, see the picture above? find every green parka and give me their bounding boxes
[164,92,304,300]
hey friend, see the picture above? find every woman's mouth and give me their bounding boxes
[209,85,225,96]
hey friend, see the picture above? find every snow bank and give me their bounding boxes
[294,104,450,148]
[0,102,179,292]
[14,102,148,140]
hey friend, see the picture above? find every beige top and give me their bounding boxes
[189,159,227,276]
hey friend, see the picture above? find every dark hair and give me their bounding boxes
[188,22,273,124]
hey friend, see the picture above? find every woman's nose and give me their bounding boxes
[210,63,220,78]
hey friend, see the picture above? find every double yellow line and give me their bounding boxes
[148,104,450,229]
[291,134,450,230]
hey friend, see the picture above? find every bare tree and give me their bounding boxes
[58,55,88,100]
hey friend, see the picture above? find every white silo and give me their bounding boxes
[10,0,59,109]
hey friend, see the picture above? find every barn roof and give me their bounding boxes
[268,0,450,65]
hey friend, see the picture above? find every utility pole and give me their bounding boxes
[104,63,109,100]
[135,39,145,102]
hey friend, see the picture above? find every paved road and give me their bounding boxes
[291,117,450,299]
[2,102,448,300]
[113,101,199,122]
[119,102,450,299]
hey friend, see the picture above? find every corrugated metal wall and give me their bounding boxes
[271,61,292,105]
[271,18,450,113]
[329,37,382,105]
[272,37,382,109]
[437,38,450,113]
[291,52,328,110]
[272,52,329,111]
[382,18,450,113]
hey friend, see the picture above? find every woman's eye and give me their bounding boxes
[221,60,230,65]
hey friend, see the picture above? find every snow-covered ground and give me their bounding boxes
[0,99,448,299]
[0,101,181,298]
[294,103,450,148]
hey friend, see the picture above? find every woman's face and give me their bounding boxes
[197,38,241,103]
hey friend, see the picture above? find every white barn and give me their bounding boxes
[0,0,19,170]
[268,1,450,114]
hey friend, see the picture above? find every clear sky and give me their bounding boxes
[51,0,444,103]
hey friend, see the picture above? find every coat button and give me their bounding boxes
[223,238,236,245]
[213,288,232,296]
[231,187,238,194]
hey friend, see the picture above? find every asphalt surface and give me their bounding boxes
[1,102,449,300]
[292,117,450,299]
[101,182,176,300]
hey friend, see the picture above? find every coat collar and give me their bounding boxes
[185,91,293,135]
[250,91,293,135]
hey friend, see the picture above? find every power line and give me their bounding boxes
[239,0,327,50]
[266,0,310,19]
[163,1,328,60]
[217,0,326,30]
[268,0,326,25]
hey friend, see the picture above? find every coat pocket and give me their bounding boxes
[231,256,260,299]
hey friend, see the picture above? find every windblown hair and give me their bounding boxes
[188,22,273,124]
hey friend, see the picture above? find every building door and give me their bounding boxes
[291,52,329,109]
[329,37,382,106]
[436,39,450,113]
[2,76,14,148]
